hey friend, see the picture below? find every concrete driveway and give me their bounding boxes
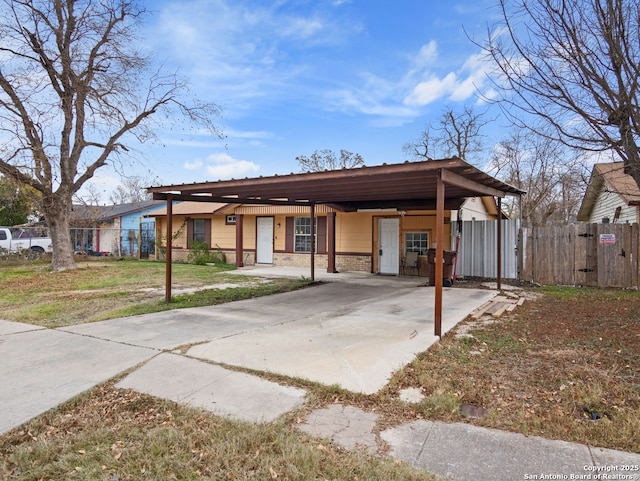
[1,268,496,433]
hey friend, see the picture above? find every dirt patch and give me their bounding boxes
[381,287,640,452]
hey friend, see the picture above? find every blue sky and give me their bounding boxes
[87,0,508,198]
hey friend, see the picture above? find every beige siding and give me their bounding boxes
[235,205,334,215]
[589,186,637,223]
[244,216,256,249]
[336,212,373,252]
[400,211,451,250]
[156,208,453,273]
[211,216,236,249]
[458,197,494,221]
[273,214,288,251]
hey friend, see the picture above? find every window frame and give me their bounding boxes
[294,217,318,253]
[404,231,429,256]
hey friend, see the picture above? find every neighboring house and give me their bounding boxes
[452,196,506,221]
[70,200,166,257]
[577,162,640,223]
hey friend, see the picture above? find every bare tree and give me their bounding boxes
[489,129,589,226]
[296,149,364,173]
[74,183,103,206]
[109,176,152,204]
[0,0,220,271]
[403,106,493,163]
[483,0,640,188]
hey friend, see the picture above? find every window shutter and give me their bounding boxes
[317,216,327,254]
[285,217,294,252]
[186,219,194,249]
[204,219,212,247]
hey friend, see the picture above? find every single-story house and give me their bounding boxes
[148,157,523,336]
[70,200,166,256]
[577,162,640,224]
[149,195,504,275]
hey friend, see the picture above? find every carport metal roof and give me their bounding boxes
[149,157,524,337]
[149,157,523,210]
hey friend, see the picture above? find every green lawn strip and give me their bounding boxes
[91,278,314,322]
[0,260,302,327]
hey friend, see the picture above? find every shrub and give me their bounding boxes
[187,241,226,265]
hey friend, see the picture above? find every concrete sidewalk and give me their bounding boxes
[0,320,155,433]
[1,267,639,481]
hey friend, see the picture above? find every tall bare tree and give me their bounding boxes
[0,0,220,271]
[296,149,364,173]
[403,106,493,163]
[489,129,588,226]
[484,0,640,188]
[109,176,152,204]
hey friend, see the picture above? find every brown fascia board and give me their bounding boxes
[576,168,604,221]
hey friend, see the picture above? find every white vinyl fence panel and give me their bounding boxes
[451,220,520,279]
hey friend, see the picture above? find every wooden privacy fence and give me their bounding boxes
[520,223,639,288]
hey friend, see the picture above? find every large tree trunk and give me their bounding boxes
[42,195,77,271]
[619,119,640,190]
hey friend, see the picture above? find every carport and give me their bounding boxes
[148,157,523,336]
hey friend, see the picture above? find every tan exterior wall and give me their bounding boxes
[153,209,452,273]
[212,216,236,249]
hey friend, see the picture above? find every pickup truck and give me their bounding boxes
[0,226,53,256]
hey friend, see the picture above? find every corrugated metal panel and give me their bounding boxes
[451,219,520,279]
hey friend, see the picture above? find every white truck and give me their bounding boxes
[0,226,53,257]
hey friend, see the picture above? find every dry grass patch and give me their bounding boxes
[384,287,640,453]
[0,383,440,481]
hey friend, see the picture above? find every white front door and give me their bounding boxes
[256,217,274,264]
[379,218,399,274]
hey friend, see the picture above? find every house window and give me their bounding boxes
[405,232,428,255]
[187,218,212,249]
[294,217,317,253]
[192,219,207,244]
[226,214,236,225]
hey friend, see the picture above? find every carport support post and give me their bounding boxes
[434,173,445,337]
[310,203,315,281]
[327,211,336,273]
[497,197,502,291]
[235,214,244,267]
[165,194,173,303]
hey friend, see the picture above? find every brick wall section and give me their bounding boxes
[273,252,372,272]
[165,249,372,273]
[336,254,372,272]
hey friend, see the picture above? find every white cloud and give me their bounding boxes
[224,128,273,140]
[281,17,324,39]
[412,41,439,72]
[324,42,492,121]
[204,152,260,180]
[184,159,203,170]
[148,0,358,111]
[404,72,458,106]
[402,47,495,107]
